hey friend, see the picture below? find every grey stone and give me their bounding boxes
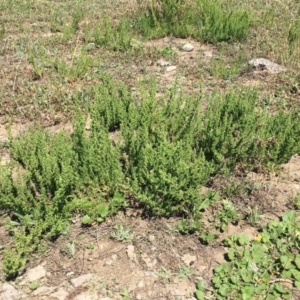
[50,288,69,300]
[74,292,97,300]
[126,245,136,261]
[165,66,177,72]
[248,58,286,74]
[27,265,46,282]
[148,234,155,242]
[32,286,55,296]
[70,273,93,288]
[182,43,194,52]
[157,60,171,67]
[0,283,22,300]
[182,253,196,266]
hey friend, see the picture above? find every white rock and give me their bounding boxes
[105,259,113,266]
[70,273,93,288]
[141,254,157,269]
[74,292,97,300]
[248,58,286,74]
[182,43,194,52]
[27,265,46,282]
[182,253,196,266]
[166,66,177,72]
[126,245,136,260]
[138,280,145,288]
[50,288,69,300]
[32,286,55,296]
[148,234,155,242]
[0,283,22,300]
[203,50,213,58]
[157,59,171,67]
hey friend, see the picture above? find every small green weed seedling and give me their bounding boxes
[214,200,240,232]
[158,46,177,60]
[28,44,50,79]
[247,206,264,227]
[53,48,92,82]
[156,267,173,282]
[121,288,131,300]
[111,225,133,242]
[60,241,76,258]
[177,266,194,279]
[86,242,94,250]
[176,219,202,235]
[209,53,248,80]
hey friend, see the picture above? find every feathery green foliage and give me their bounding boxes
[1,78,300,277]
[200,89,300,172]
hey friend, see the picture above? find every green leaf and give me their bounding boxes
[195,289,205,300]
[295,281,300,288]
[251,244,267,262]
[97,204,109,218]
[198,197,212,210]
[227,248,235,261]
[295,255,300,269]
[291,268,300,280]
[8,221,20,226]
[28,280,39,290]
[240,269,252,283]
[196,280,205,291]
[241,286,254,300]
[282,211,297,223]
[238,234,249,245]
[218,286,229,297]
[282,269,292,279]
[280,255,293,269]
[82,215,92,225]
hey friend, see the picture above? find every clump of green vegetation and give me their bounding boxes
[86,17,133,51]
[134,0,252,43]
[50,8,85,41]
[1,78,300,277]
[53,48,93,82]
[200,89,300,173]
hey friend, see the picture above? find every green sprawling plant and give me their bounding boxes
[1,129,76,277]
[210,211,300,299]
[1,78,300,277]
[134,0,252,43]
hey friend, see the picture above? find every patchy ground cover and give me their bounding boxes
[1,0,300,299]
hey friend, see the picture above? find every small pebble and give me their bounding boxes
[166,66,177,72]
[182,43,194,52]
[148,234,155,242]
